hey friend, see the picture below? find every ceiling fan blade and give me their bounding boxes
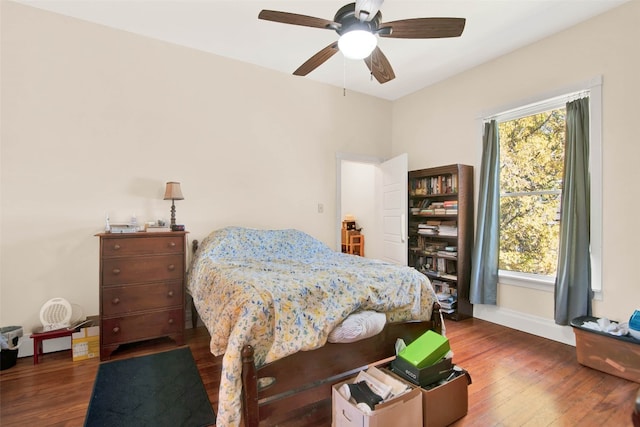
[364,46,395,84]
[379,17,466,39]
[294,42,340,76]
[258,10,338,30]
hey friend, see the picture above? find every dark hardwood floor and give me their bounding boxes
[1,318,638,426]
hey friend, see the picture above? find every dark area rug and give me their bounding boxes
[84,347,216,427]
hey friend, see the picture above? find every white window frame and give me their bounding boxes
[482,76,603,299]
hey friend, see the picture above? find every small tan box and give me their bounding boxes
[72,326,100,361]
[332,377,422,427]
[421,371,471,427]
[571,319,640,383]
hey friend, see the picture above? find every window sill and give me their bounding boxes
[498,270,554,292]
[498,270,602,301]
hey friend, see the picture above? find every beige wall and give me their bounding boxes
[0,2,392,335]
[392,1,640,332]
[2,0,638,345]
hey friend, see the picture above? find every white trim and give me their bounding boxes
[479,76,602,120]
[480,75,603,294]
[497,270,603,301]
[588,78,603,295]
[499,270,554,292]
[335,152,384,252]
[17,336,68,358]
[473,304,576,346]
[335,152,384,163]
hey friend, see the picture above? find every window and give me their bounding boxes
[498,107,565,278]
[486,76,602,295]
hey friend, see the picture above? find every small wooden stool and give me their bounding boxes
[348,234,365,257]
[30,328,73,365]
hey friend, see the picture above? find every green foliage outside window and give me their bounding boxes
[499,108,565,275]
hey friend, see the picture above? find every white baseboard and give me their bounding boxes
[473,304,576,346]
[17,335,69,358]
[17,317,197,359]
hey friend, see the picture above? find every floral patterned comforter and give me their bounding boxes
[187,226,437,427]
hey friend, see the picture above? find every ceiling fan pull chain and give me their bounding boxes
[370,56,374,81]
[343,56,347,96]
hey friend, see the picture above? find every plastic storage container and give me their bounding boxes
[1,326,23,370]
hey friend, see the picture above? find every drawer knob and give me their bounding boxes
[168,318,174,325]
[112,297,120,305]
[112,326,120,334]
[168,264,175,271]
[113,244,121,250]
[167,290,174,297]
[112,268,121,275]
[169,242,176,248]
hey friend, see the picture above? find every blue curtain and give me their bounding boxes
[469,120,500,305]
[555,97,592,325]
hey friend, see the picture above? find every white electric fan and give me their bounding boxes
[39,298,84,331]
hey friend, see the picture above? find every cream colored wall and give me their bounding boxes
[3,0,638,348]
[0,2,392,336]
[392,1,640,330]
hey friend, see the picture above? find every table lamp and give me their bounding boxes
[163,181,184,229]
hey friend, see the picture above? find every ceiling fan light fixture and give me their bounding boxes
[338,30,377,60]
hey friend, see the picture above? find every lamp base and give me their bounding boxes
[171,224,185,231]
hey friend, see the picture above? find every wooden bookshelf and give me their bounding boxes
[408,164,474,320]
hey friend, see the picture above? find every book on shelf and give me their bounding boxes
[437,250,457,258]
[410,173,459,196]
[436,291,456,304]
[439,301,457,311]
[437,221,458,237]
[418,224,439,235]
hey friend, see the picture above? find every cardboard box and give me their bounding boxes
[398,330,450,369]
[332,376,422,427]
[391,356,453,387]
[421,370,471,427]
[72,326,100,361]
[571,317,640,383]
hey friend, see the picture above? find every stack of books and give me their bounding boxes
[438,221,458,237]
[443,200,458,214]
[418,223,439,235]
[436,291,457,314]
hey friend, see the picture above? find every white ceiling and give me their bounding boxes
[14,0,629,100]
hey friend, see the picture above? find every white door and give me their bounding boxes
[378,153,408,265]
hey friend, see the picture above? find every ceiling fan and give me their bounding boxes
[258,0,465,84]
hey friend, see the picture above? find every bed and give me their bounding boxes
[187,226,442,427]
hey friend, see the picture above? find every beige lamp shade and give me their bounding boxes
[163,182,184,200]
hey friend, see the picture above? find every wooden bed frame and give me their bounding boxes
[190,239,442,427]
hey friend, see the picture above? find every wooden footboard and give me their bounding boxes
[241,303,442,427]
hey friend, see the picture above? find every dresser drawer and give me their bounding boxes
[101,236,184,257]
[102,254,184,285]
[102,281,183,316]
[101,308,183,346]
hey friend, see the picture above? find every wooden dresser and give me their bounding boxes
[96,231,186,360]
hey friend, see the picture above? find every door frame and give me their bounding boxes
[335,152,384,253]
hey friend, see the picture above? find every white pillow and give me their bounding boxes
[328,310,387,343]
